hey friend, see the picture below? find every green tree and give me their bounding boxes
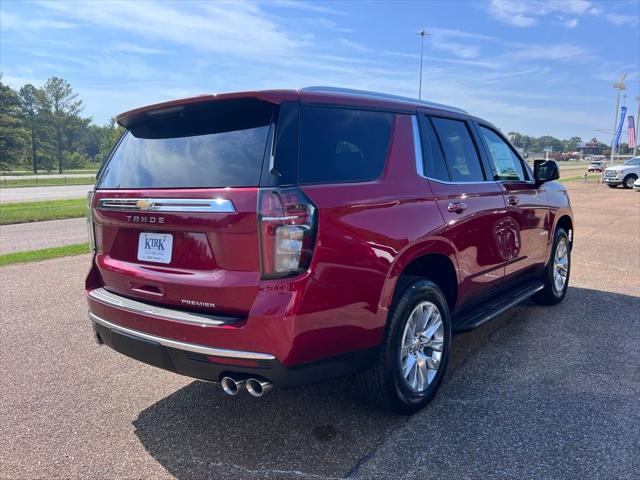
[18,84,49,174]
[565,136,583,152]
[99,117,124,162]
[0,78,29,170]
[43,77,83,173]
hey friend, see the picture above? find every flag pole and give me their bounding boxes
[635,96,639,156]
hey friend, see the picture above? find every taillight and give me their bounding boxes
[258,188,317,279]
[86,191,96,253]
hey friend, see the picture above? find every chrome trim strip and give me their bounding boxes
[89,312,276,360]
[425,177,495,185]
[261,215,298,221]
[88,287,231,327]
[412,116,426,178]
[97,197,236,213]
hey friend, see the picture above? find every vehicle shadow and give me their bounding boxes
[133,286,640,480]
[132,373,404,479]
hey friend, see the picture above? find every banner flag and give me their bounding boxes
[628,116,636,149]
[614,106,627,148]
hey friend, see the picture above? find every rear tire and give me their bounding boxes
[623,174,638,189]
[357,279,451,414]
[533,227,570,305]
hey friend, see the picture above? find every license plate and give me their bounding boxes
[137,232,173,264]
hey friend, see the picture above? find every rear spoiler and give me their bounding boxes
[116,90,298,129]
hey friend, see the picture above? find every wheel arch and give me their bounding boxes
[381,240,460,314]
[555,214,574,249]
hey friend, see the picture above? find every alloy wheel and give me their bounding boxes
[553,238,569,294]
[399,301,444,393]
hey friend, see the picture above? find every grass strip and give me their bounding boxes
[558,174,602,183]
[0,169,99,177]
[0,177,95,188]
[0,243,89,267]
[0,198,86,225]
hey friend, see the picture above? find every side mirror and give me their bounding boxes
[534,160,559,186]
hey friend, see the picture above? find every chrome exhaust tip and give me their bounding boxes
[221,376,245,396]
[245,378,273,397]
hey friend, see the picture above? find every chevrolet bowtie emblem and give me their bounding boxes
[136,199,153,210]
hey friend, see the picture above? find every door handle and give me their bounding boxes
[447,201,467,213]
[507,196,519,206]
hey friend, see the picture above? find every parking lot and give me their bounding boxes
[1,182,638,479]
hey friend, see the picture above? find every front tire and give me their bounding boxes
[623,174,638,189]
[357,279,451,414]
[533,227,571,305]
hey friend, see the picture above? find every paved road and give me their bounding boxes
[0,218,87,254]
[0,183,638,479]
[0,184,93,203]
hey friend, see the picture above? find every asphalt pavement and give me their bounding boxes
[0,182,638,479]
[0,218,87,254]
[0,184,93,203]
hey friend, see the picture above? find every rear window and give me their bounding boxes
[298,107,393,184]
[97,99,274,189]
[431,117,485,182]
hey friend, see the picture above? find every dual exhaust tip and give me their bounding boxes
[220,376,273,397]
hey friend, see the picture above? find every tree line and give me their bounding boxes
[0,75,123,173]
[507,131,633,157]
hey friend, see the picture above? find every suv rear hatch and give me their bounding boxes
[90,97,278,317]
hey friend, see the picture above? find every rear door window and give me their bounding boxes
[431,117,485,182]
[298,107,393,184]
[97,99,275,189]
[479,126,527,181]
[418,115,449,181]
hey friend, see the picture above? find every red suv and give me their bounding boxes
[86,87,573,413]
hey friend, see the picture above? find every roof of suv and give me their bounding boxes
[116,87,467,128]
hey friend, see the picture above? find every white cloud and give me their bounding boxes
[0,10,75,30]
[318,18,353,33]
[513,43,594,62]
[110,42,171,55]
[427,27,496,42]
[338,38,370,52]
[486,0,598,27]
[564,18,579,28]
[605,13,639,26]
[425,27,496,59]
[486,0,539,27]
[35,1,308,59]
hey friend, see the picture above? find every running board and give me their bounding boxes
[452,281,544,332]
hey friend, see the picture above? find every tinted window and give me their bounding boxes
[419,116,449,181]
[299,107,393,184]
[431,117,485,182]
[625,157,640,166]
[97,100,274,189]
[479,126,526,181]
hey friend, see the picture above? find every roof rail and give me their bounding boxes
[301,86,467,114]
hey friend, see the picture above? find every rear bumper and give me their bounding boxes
[90,311,376,388]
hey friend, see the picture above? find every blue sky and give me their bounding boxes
[1,0,639,140]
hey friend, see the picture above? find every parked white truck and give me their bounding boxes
[603,157,640,189]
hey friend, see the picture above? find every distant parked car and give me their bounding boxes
[603,157,640,188]
[587,160,606,172]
